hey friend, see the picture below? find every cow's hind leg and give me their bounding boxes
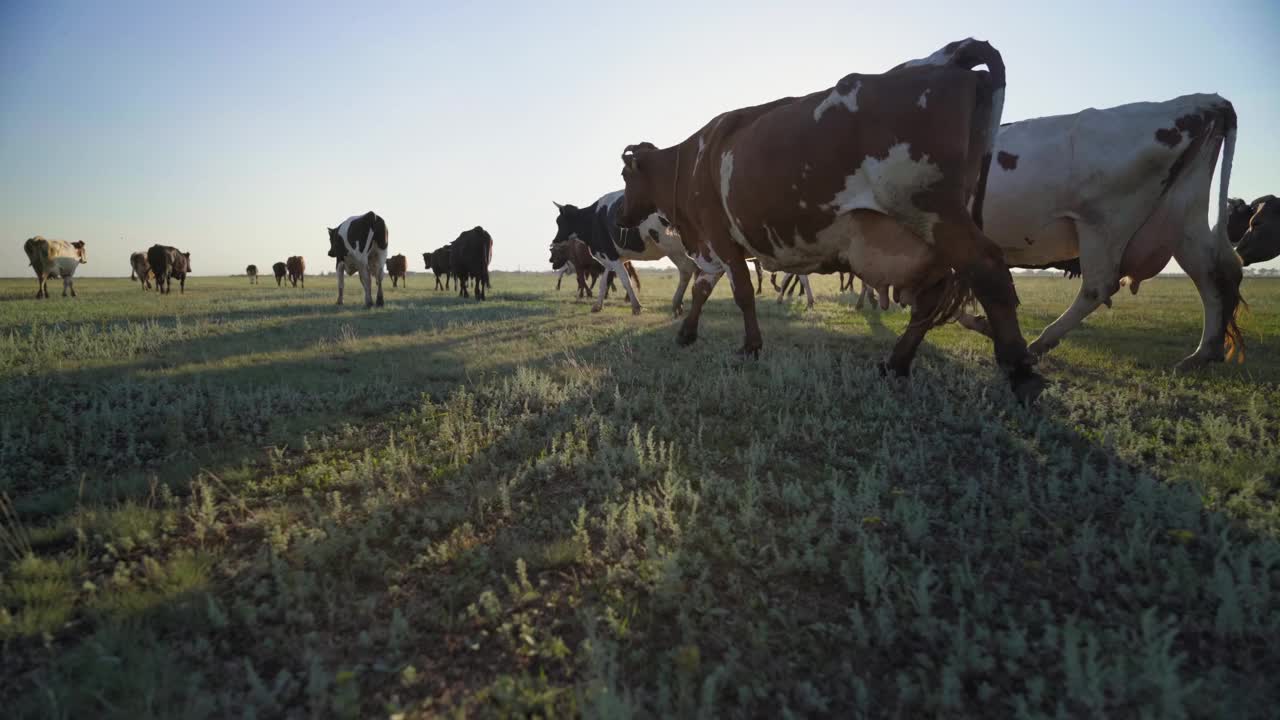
[884,275,948,377]
[1173,226,1244,368]
[727,252,763,355]
[753,259,763,295]
[933,217,1043,402]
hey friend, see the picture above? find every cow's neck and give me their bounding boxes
[650,143,693,229]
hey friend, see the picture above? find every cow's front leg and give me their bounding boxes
[336,261,346,305]
[374,263,385,307]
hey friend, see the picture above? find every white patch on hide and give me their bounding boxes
[917,89,930,108]
[813,81,861,122]
[822,142,943,244]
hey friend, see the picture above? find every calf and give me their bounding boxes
[618,39,1043,401]
[24,237,87,298]
[386,254,408,287]
[246,264,259,284]
[549,240,575,291]
[286,255,306,288]
[272,261,288,286]
[130,251,152,291]
[551,192,696,316]
[973,94,1242,368]
[450,226,493,300]
[147,245,192,295]
[328,211,388,307]
[425,247,453,290]
[1231,195,1279,266]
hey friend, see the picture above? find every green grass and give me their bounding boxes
[1,271,1277,718]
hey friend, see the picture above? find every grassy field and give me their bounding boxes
[1,271,1278,718]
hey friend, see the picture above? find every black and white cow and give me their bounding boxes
[327,211,389,307]
[552,190,697,316]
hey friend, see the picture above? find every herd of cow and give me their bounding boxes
[17,39,1280,402]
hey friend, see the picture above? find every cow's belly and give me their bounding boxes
[994,217,1081,266]
[49,258,81,277]
[770,211,937,289]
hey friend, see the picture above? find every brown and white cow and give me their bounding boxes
[386,254,408,287]
[130,251,152,291]
[286,256,306,288]
[246,264,259,284]
[24,237,87,298]
[272,261,288,286]
[1230,195,1279,266]
[968,94,1244,368]
[618,39,1043,400]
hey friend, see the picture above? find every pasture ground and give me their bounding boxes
[1,271,1278,718]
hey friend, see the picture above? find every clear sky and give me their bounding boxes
[2,0,1278,276]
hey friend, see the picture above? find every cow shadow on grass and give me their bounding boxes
[11,298,1280,717]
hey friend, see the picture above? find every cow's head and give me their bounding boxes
[327,227,347,259]
[1235,196,1280,266]
[549,240,571,270]
[1226,198,1254,245]
[182,252,192,272]
[619,142,660,227]
[72,240,87,263]
[551,201,588,248]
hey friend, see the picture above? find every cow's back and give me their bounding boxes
[147,245,173,276]
[985,93,1231,262]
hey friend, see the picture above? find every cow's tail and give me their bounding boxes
[482,235,493,290]
[130,267,138,282]
[955,39,1005,230]
[1213,100,1246,362]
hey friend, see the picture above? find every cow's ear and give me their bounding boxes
[553,201,564,210]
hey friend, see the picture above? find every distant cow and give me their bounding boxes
[550,238,637,299]
[246,264,259,284]
[130,251,152,291]
[272,261,288,286]
[287,256,306,288]
[450,226,492,300]
[552,192,695,316]
[1230,195,1278,266]
[23,237,87,298]
[328,212,388,307]
[424,247,453,290]
[386,254,408,287]
[147,245,192,295]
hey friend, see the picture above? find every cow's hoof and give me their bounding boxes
[735,345,761,360]
[675,331,697,347]
[631,305,643,316]
[1174,354,1218,372]
[878,361,910,379]
[806,302,814,310]
[376,298,384,308]
[672,304,684,318]
[590,304,603,313]
[1011,371,1047,406]
[1027,338,1055,358]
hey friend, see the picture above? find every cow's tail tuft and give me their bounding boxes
[913,269,976,330]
